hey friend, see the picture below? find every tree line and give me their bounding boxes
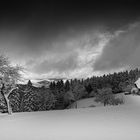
[0,55,140,114]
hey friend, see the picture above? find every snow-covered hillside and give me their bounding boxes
[0,94,140,140]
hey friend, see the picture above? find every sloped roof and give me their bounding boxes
[135,78,140,88]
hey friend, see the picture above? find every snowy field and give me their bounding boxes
[0,94,140,140]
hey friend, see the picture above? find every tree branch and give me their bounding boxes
[6,87,18,98]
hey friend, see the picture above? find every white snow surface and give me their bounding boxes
[135,78,140,88]
[0,94,140,140]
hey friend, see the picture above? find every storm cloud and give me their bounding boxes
[94,22,140,72]
[22,31,108,79]
[0,1,140,79]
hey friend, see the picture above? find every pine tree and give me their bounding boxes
[27,80,32,87]
[64,80,70,92]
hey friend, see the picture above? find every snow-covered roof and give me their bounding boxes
[135,78,140,88]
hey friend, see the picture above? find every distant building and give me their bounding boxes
[135,78,140,89]
[132,79,140,95]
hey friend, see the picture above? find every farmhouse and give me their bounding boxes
[131,78,140,95]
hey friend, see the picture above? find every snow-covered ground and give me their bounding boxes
[0,94,140,140]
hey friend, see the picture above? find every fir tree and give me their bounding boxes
[27,80,32,87]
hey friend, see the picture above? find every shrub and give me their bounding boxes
[95,88,124,106]
[95,88,114,106]
[113,98,124,105]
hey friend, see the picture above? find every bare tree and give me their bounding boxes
[0,55,22,114]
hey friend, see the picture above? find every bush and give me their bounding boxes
[95,88,124,106]
[95,88,114,106]
[113,98,124,105]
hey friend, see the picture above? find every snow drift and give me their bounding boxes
[0,94,140,140]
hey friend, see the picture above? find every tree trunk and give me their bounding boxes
[4,95,12,114]
[1,84,18,114]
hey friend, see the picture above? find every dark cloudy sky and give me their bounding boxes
[0,1,140,80]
